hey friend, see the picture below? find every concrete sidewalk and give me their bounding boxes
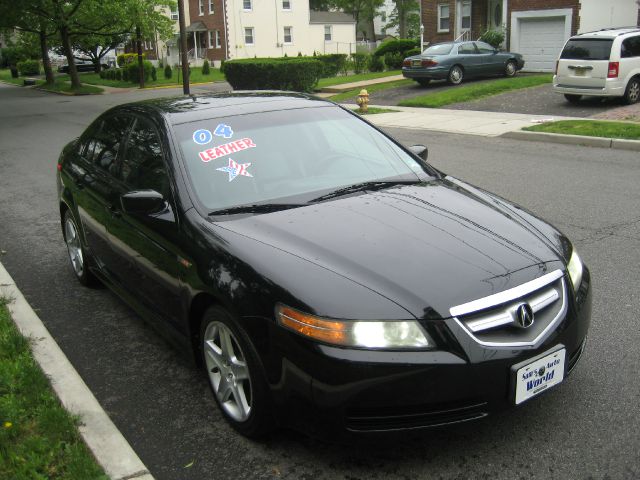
[350,104,578,137]
[321,74,404,93]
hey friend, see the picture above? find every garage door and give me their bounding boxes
[517,17,567,72]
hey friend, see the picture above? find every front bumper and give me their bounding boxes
[266,268,592,436]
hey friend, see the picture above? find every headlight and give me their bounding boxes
[276,305,432,350]
[567,248,583,291]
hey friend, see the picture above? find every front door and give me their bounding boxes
[456,0,472,40]
[488,0,504,31]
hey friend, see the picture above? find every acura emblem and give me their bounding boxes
[515,303,535,328]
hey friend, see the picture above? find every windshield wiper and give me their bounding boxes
[310,180,420,203]
[208,203,305,216]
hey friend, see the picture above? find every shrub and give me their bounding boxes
[315,54,347,77]
[368,54,384,72]
[116,68,122,80]
[17,59,40,76]
[384,52,404,70]
[126,60,154,84]
[223,57,323,92]
[122,67,129,81]
[117,52,144,67]
[1,46,24,68]
[351,53,369,74]
[202,59,210,75]
[480,29,505,49]
[99,70,106,79]
[151,66,157,81]
[405,47,422,57]
[374,38,419,58]
[164,64,172,79]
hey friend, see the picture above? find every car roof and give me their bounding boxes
[572,27,640,39]
[114,91,335,126]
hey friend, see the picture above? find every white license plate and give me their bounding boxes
[574,68,586,76]
[514,348,566,405]
[412,60,421,67]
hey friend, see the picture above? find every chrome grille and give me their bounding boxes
[450,270,567,349]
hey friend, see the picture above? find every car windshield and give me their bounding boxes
[175,106,429,211]
[560,39,613,60]
[422,44,453,56]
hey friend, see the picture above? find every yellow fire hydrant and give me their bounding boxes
[356,89,369,113]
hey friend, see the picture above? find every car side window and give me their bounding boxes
[475,42,495,54]
[119,118,170,198]
[88,116,132,176]
[621,36,640,58]
[458,43,477,54]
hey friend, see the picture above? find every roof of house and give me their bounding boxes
[309,11,356,24]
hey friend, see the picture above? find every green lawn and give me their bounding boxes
[524,120,640,140]
[71,67,225,88]
[399,74,553,108]
[317,70,401,88]
[329,79,414,103]
[37,79,103,95]
[0,299,106,479]
[0,69,38,86]
[354,107,399,115]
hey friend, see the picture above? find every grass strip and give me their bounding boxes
[399,74,553,108]
[37,80,103,95]
[0,69,36,86]
[329,79,414,103]
[73,68,225,88]
[0,298,107,479]
[523,120,640,140]
[317,70,401,88]
[353,107,399,115]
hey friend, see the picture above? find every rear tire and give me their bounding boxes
[623,78,640,105]
[564,94,582,104]
[63,210,97,287]
[200,305,274,438]
[416,79,431,87]
[504,61,517,77]
[447,65,464,85]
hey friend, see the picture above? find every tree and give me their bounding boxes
[309,0,334,10]
[333,0,384,40]
[70,32,126,72]
[385,0,420,39]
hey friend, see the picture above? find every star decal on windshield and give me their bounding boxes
[216,158,253,182]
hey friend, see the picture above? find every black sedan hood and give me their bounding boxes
[216,178,565,320]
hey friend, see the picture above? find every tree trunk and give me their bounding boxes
[39,30,55,85]
[136,25,145,88]
[60,25,81,89]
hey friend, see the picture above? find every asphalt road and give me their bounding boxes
[1,83,639,480]
[362,76,623,118]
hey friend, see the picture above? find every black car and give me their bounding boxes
[58,61,108,73]
[57,93,591,438]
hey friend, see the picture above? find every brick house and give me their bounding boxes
[420,0,640,71]
[186,0,227,64]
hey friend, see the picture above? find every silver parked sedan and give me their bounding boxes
[402,41,525,86]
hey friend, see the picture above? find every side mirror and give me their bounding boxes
[409,144,429,161]
[121,190,166,215]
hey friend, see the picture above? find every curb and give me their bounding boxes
[0,262,154,480]
[501,130,640,151]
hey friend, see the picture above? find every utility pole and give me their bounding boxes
[177,0,190,95]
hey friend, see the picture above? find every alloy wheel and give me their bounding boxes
[203,321,252,422]
[64,216,84,277]
[505,62,516,76]
[628,80,640,104]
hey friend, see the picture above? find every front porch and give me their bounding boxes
[426,0,507,45]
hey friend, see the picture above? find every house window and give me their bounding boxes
[461,0,471,30]
[437,4,449,32]
[209,0,214,13]
[208,31,214,48]
[284,26,292,43]
[283,0,291,9]
[215,30,221,48]
[170,8,179,20]
[244,27,254,45]
[324,25,332,41]
[199,0,204,15]
[243,0,252,10]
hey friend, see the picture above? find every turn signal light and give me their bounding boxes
[402,59,411,67]
[607,62,619,78]
[277,306,348,345]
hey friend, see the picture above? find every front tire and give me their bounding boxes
[447,65,464,85]
[63,210,96,286]
[624,78,640,105]
[504,61,517,77]
[564,94,582,104]
[200,306,273,438]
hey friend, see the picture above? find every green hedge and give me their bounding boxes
[384,52,404,70]
[223,58,323,92]
[405,47,422,57]
[315,54,347,77]
[126,60,154,84]
[374,39,419,57]
[368,54,384,72]
[17,59,40,76]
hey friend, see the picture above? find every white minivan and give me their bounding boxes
[553,27,640,105]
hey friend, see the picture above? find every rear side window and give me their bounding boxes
[560,39,613,60]
[423,43,453,55]
[87,116,132,175]
[458,43,477,54]
[621,36,640,58]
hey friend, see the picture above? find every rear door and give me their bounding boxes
[556,38,613,88]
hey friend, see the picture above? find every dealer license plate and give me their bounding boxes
[513,348,566,405]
